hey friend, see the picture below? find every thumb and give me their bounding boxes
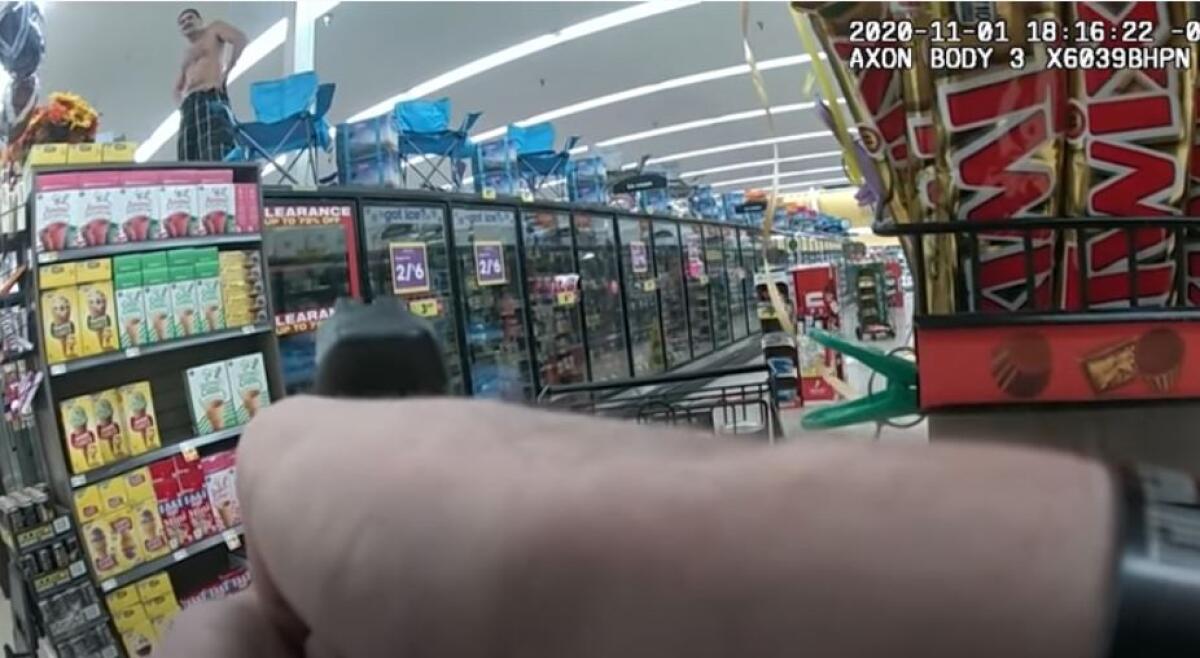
[155,587,294,658]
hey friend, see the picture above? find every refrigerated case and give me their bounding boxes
[522,209,587,389]
[263,198,362,394]
[360,201,465,394]
[619,216,665,377]
[574,212,629,382]
[724,227,750,340]
[704,224,732,348]
[680,222,713,358]
[654,220,691,368]
[741,228,761,334]
[452,205,534,400]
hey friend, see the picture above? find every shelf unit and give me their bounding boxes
[23,162,284,656]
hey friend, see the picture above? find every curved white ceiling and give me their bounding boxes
[39,2,850,197]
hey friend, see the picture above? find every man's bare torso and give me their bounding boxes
[182,27,226,96]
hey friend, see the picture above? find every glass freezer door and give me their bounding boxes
[654,220,691,368]
[620,217,665,377]
[741,229,761,334]
[361,203,465,394]
[574,213,628,383]
[522,209,587,390]
[452,206,533,401]
[263,199,362,395]
[725,227,749,341]
[680,223,713,357]
[704,225,732,348]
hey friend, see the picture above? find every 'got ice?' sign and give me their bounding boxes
[389,242,431,294]
[475,241,507,286]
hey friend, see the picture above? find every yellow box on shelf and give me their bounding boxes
[28,143,69,167]
[67,143,103,164]
[102,142,138,163]
[408,298,440,318]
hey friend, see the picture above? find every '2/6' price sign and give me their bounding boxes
[474,241,507,286]
[389,242,430,295]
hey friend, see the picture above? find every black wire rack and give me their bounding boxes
[873,215,1200,328]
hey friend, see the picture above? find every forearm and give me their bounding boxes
[501,442,1117,658]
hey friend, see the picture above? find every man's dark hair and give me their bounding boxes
[178,8,200,21]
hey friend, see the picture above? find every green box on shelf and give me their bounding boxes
[169,265,195,282]
[112,255,142,274]
[115,271,149,348]
[139,251,168,271]
[167,248,197,267]
[194,246,220,265]
[113,270,142,290]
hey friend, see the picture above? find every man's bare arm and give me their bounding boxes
[173,63,186,104]
[211,21,248,86]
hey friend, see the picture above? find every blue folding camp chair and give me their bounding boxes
[394,97,481,191]
[216,71,336,185]
[508,122,579,200]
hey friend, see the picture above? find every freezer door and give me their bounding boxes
[654,220,691,368]
[620,217,665,377]
[574,213,629,383]
[264,199,361,394]
[522,209,587,390]
[704,225,732,348]
[452,206,533,401]
[361,203,465,394]
[680,222,713,358]
[725,227,749,341]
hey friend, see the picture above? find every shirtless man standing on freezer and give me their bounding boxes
[174,8,247,161]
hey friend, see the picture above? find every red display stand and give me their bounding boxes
[791,263,844,403]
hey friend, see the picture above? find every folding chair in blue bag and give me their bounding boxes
[394,97,481,191]
[216,71,336,185]
[508,122,579,201]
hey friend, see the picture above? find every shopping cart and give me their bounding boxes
[538,364,783,441]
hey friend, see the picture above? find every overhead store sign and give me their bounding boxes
[474,241,507,286]
[612,173,667,194]
[389,242,431,295]
[263,204,353,227]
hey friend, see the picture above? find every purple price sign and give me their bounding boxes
[629,241,649,274]
[474,241,507,286]
[389,242,430,295]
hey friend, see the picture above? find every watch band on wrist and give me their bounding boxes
[1108,465,1200,657]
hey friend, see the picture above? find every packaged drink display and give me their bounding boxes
[77,281,119,356]
[90,389,129,463]
[41,286,81,364]
[1062,2,1191,309]
[117,382,159,452]
[60,396,101,473]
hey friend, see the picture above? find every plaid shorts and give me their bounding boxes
[177,88,235,162]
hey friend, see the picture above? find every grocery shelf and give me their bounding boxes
[98,525,244,593]
[37,233,262,265]
[68,427,241,489]
[49,324,271,377]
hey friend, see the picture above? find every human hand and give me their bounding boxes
[159,396,1115,658]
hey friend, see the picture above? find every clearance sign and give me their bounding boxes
[264,200,361,336]
[263,204,354,228]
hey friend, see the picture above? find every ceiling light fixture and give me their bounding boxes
[346,0,699,124]
[135,17,291,162]
[771,177,852,192]
[472,52,824,144]
[681,150,842,178]
[595,98,846,149]
[709,165,847,189]
[620,129,847,170]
